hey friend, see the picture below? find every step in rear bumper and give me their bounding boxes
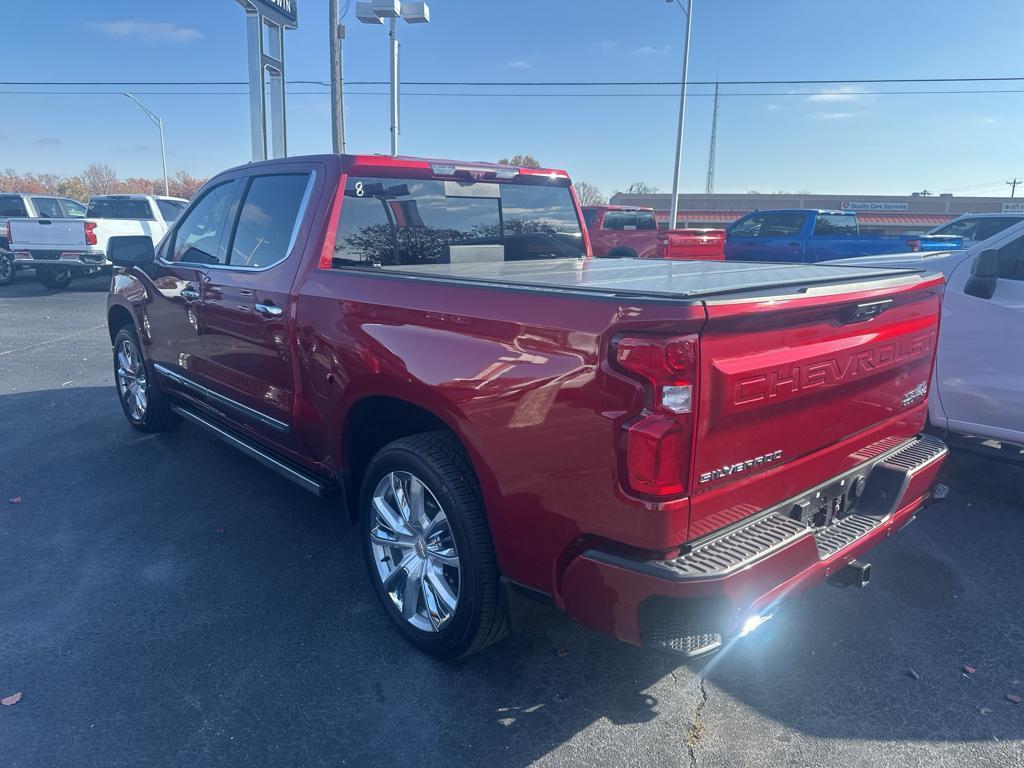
[560,433,946,654]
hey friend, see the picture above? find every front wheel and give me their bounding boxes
[113,326,179,433]
[37,265,73,290]
[360,431,508,658]
[0,252,14,286]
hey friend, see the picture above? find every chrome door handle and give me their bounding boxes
[179,287,200,301]
[255,302,283,318]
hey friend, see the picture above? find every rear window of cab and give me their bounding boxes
[329,177,585,268]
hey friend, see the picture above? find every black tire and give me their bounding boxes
[359,431,508,659]
[37,265,73,290]
[0,252,14,286]
[112,325,179,433]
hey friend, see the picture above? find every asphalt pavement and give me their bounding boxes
[1,273,1022,767]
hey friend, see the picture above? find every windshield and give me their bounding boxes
[331,177,585,268]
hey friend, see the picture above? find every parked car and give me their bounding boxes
[105,153,947,659]
[724,209,963,262]
[7,193,187,289]
[0,192,86,286]
[927,212,1024,248]
[824,221,1024,454]
[583,205,725,260]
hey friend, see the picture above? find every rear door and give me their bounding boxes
[752,212,806,262]
[199,166,319,453]
[724,213,768,260]
[805,213,860,261]
[936,233,1024,443]
[689,274,942,537]
[29,197,64,218]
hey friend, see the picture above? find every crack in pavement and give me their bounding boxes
[685,676,709,768]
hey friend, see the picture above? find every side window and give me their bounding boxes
[31,197,63,218]
[996,235,1024,281]
[813,214,858,236]
[934,218,979,239]
[61,199,86,218]
[169,181,238,265]
[974,217,1021,242]
[635,211,658,230]
[729,214,767,237]
[229,173,311,268]
[602,211,630,230]
[582,208,599,229]
[156,199,186,223]
[763,213,807,237]
[0,195,27,217]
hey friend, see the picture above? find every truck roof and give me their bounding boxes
[748,208,854,216]
[220,153,571,183]
[89,194,189,203]
[581,204,655,212]
[377,257,929,302]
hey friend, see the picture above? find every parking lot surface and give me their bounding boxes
[2,276,1022,767]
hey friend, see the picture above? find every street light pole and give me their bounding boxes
[668,0,694,230]
[329,0,346,153]
[123,93,169,196]
[389,15,400,155]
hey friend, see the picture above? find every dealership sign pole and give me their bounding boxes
[236,0,299,161]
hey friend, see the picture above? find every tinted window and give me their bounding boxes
[582,208,599,229]
[0,195,28,217]
[814,214,858,236]
[602,211,630,230]
[31,197,63,218]
[61,199,86,218]
[974,217,1023,242]
[229,174,310,268]
[729,214,767,237]
[331,177,584,268]
[994,234,1024,281]
[157,199,186,222]
[87,199,154,220]
[634,211,658,230]
[169,181,238,264]
[763,212,807,237]
[933,218,979,239]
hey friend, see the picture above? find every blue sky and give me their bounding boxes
[2,0,1023,197]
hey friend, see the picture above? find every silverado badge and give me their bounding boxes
[700,450,783,484]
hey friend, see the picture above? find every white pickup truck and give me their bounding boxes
[6,194,187,289]
[1,192,88,286]
[826,221,1024,458]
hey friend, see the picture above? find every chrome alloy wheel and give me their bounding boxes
[116,338,148,421]
[369,471,461,632]
[0,253,13,283]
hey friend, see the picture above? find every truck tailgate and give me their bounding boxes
[9,218,85,249]
[689,275,943,532]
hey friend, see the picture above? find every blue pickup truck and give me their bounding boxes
[724,209,963,262]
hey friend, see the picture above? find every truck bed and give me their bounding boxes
[370,257,925,301]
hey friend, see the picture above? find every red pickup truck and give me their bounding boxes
[583,204,725,260]
[106,154,947,659]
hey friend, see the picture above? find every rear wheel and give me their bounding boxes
[0,252,14,286]
[359,431,507,658]
[37,265,73,290]
[113,326,179,433]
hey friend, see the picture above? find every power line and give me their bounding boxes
[3,75,1024,87]
[1008,179,1021,198]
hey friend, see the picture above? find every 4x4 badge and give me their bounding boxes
[901,381,928,407]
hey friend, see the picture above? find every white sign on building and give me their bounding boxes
[840,201,910,212]
[1002,202,1024,213]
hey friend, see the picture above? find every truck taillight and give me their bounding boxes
[85,221,98,246]
[907,238,921,252]
[4,221,10,243]
[613,334,697,497]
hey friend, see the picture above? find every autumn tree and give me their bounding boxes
[56,176,89,201]
[574,181,606,207]
[82,163,123,196]
[498,154,541,168]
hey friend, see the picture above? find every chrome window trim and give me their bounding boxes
[153,363,290,433]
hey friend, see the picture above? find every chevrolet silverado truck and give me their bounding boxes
[725,208,963,262]
[105,154,948,659]
[583,205,725,260]
[0,192,87,286]
[826,221,1024,458]
[7,193,186,289]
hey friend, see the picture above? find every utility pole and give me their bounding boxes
[704,81,719,195]
[667,0,694,231]
[1008,178,1020,198]
[329,0,346,153]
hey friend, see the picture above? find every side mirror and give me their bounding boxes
[964,248,999,299]
[109,235,155,267]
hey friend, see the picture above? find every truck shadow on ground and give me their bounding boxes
[1,387,1021,767]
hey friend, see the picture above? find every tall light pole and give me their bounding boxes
[123,93,168,196]
[356,1,430,156]
[667,0,694,230]
[330,0,347,153]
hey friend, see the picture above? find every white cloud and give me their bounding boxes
[812,110,862,120]
[806,86,864,103]
[85,20,202,42]
[633,44,672,56]
[35,136,62,146]
[504,60,533,70]
[984,117,997,124]
[599,40,618,52]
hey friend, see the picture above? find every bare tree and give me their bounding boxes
[574,181,606,207]
[82,163,123,196]
[626,182,658,195]
[498,154,541,169]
